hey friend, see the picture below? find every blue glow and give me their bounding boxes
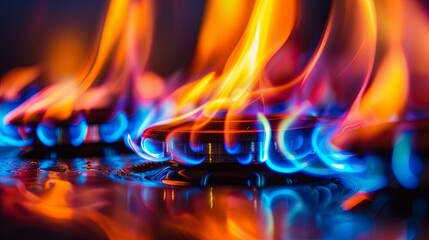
[257,113,308,173]
[169,138,205,165]
[265,155,308,173]
[142,138,165,158]
[127,135,171,162]
[189,142,203,153]
[201,173,213,186]
[236,153,253,165]
[72,158,86,170]
[100,112,128,143]
[277,114,300,160]
[392,131,421,189]
[311,124,365,173]
[0,102,33,147]
[36,124,56,147]
[69,118,88,146]
[40,159,55,169]
[224,141,241,155]
[0,124,33,147]
[257,113,271,162]
[127,106,153,140]
[103,155,125,170]
[261,188,307,235]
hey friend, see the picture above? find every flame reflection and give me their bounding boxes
[0,156,363,239]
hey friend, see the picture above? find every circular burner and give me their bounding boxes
[142,114,319,164]
[8,109,136,148]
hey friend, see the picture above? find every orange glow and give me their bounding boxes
[136,72,165,100]
[1,0,429,153]
[27,179,74,219]
[0,66,40,100]
[191,0,254,75]
[167,0,297,149]
[359,50,408,122]
[44,30,86,82]
[342,192,371,211]
[4,0,155,123]
[333,0,416,147]
[1,179,150,239]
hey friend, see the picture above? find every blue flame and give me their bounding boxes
[142,138,165,158]
[257,113,309,173]
[224,141,242,155]
[392,131,422,189]
[127,135,171,162]
[168,138,206,165]
[69,117,88,146]
[127,106,151,140]
[257,112,271,162]
[277,117,313,161]
[236,153,253,165]
[0,102,33,147]
[311,124,365,173]
[36,124,56,147]
[100,112,128,143]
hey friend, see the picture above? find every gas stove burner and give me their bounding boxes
[119,161,341,187]
[142,114,320,165]
[9,108,135,147]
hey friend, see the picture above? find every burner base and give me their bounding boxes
[120,161,337,187]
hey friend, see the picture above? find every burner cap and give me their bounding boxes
[142,114,319,164]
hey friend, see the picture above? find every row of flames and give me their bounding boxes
[1,0,429,189]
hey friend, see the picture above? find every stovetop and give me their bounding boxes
[0,149,427,239]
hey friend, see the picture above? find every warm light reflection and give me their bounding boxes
[1,0,429,189]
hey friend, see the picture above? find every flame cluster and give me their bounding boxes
[1,0,429,188]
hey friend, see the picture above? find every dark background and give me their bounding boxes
[0,0,206,77]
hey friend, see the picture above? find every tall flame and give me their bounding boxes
[4,0,154,124]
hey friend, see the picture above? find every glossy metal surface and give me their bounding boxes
[0,150,427,239]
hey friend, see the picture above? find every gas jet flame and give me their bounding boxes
[1,0,429,188]
[2,0,155,124]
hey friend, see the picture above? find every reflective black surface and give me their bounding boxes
[0,148,428,239]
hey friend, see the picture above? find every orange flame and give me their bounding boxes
[333,0,427,149]
[1,0,429,151]
[4,0,155,123]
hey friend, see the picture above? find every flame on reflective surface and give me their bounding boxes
[1,0,429,189]
[1,0,157,145]
[0,156,356,240]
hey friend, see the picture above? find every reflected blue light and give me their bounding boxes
[36,124,56,147]
[345,156,387,192]
[69,118,88,146]
[72,158,86,170]
[261,188,308,235]
[392,131,422,189]
[100,112,128,143]
[103,155,125,170]
[40,159,55,169]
